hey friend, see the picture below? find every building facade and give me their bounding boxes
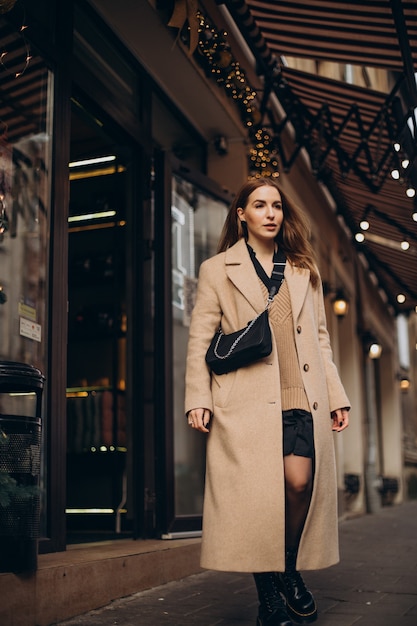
[0,0,415,585]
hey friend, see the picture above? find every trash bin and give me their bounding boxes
[0,361,45,573]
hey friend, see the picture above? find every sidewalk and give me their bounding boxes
[56,501,417,626]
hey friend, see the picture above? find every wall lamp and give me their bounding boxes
[363,332,383,359]
[323,283,350,318]
[398,374,410,392]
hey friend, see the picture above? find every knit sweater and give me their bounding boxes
[260,278,310,412]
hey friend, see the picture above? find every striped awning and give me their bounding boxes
[244,0,417,71]
[225,0,417,313]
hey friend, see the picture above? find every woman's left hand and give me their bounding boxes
[331,407,349,432]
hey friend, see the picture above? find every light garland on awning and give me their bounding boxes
[167,8,279,179]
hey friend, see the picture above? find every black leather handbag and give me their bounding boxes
[205,287,276,375]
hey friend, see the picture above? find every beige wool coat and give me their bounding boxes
[185,238,350,573]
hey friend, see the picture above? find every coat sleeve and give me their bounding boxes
[184,258,222,416]
[316,277,351,413]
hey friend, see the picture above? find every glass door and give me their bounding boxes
[66,103,130,542]
[155,158,230,537]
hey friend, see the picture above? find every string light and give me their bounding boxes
[355,232,365,243]
[400,241,410,251]
[179,12,279,178]
[360,219,370,230]
[391,168,400,179]
[0,23,32,78]
[406,187,416,198]
[397,294,406,304]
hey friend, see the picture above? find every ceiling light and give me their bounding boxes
[68,210,116,223]
[400,241,410,251]
[406,187,416,198]
[360,220,370,230]
[69,155,116,168]
[391,169,400,179]
[355,232,365,243]
[401,159,410,168]
[393,142,401,152]
[397,294,406,304]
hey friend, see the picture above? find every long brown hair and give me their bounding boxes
[217,178,319,287]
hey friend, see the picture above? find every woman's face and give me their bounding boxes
[237,185,284,247]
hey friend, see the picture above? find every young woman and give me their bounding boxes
[185,179,350,626]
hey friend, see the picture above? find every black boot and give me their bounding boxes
[277,548,317,624]
[253,572,293,626]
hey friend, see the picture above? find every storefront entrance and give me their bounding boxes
[66,101,132,542]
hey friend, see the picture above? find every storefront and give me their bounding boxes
[0,1,409,575]
[0,0,242,556]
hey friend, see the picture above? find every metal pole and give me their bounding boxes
[364,356,381,514]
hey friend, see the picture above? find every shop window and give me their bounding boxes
[171,174,228,518]
[0,16,53,537]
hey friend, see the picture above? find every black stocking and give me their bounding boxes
[283,453,313,551]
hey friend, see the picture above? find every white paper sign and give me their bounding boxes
[20,317,42,342]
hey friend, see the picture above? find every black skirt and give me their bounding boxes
[282,409,314,458]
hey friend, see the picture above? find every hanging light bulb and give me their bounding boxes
[393,142,401,152]
[391,169,400,179]
[355,232,365,243]
[397,294,406,304]
[360,219,370,230]
[400,241,410,251]
[406,187,416,198]
[401,159,410,168]
[412,212,417,222]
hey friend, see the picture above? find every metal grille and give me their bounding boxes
[0,416,41,538]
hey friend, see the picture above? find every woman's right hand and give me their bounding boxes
[187,408,211,433]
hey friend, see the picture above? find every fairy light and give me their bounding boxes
[0,24,32,78]
[180,12,279,178]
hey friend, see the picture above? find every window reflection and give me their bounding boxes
[171,175,227,517]
[0,17,53,537]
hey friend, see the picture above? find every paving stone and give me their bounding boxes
[56,502,417,626]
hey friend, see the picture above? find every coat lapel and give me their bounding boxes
[224,239,265,314]
[224,239,311,319]
[285,263,310,321]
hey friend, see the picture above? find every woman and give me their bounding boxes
[185,179,350,626]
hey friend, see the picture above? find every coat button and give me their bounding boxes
[313,402,318,410]
[297,325,302,334]
[303,363,309,372]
